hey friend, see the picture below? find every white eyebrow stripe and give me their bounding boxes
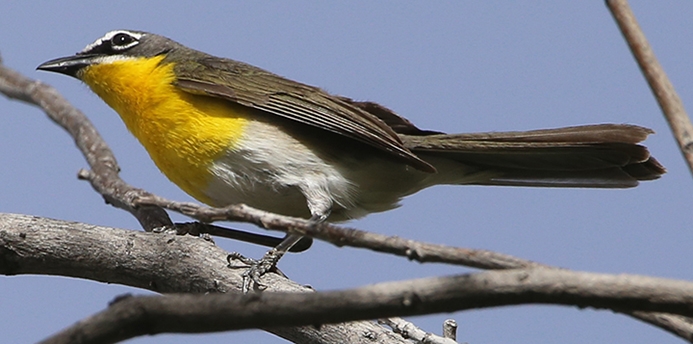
[80,30,144,53]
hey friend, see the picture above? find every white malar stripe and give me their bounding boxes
[91,54,138,64]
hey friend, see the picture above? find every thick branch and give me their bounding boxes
[607,0,693,174]
[4,213,693,344]
[0,213,408,344]
[41,266,693,343]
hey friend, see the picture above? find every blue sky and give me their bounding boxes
[1,2,692,343]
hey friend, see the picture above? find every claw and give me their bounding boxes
[225,215,324,293]
[227,252,257,267]
[227,250,284,293]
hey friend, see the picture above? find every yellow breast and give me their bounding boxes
[79,55,249,204]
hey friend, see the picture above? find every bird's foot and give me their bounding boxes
[227,249,285,293]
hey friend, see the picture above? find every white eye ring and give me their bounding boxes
[110,32,138,50]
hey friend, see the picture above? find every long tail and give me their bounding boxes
[401,124,665,188]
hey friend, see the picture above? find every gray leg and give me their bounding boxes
[228,212,328,293]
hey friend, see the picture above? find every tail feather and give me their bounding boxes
[402,124,665,188]
[434,124,653,143]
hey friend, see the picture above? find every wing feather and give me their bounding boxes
[172,57,435,172]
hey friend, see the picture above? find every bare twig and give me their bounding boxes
[379,318,458,344]
[606,0,693,174]
[135,194,547,270]
[629,311,693,342]
[171,222,311,253]
[442,319,458,341]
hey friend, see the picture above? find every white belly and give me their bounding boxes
[203,120,357,220]
[201,120,438,222]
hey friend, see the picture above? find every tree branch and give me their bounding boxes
[379,318,458,344]
[4,213,693,343]
[604,2,693,338]
[0,213,410,344]
[442,319,458,341]
[134,194,546,270]
[37,258,693,343]
[629,312,693,342]
[606,0,693,174]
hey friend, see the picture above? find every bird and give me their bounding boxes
[37,30,665,289]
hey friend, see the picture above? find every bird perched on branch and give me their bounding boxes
[38,30,665,289]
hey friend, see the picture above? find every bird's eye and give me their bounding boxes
[111,33,135,47]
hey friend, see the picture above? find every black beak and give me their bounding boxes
[37,54,99,78]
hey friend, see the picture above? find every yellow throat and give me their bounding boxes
[79,55,250,204]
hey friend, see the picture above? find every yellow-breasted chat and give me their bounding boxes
[37,30,664,289]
